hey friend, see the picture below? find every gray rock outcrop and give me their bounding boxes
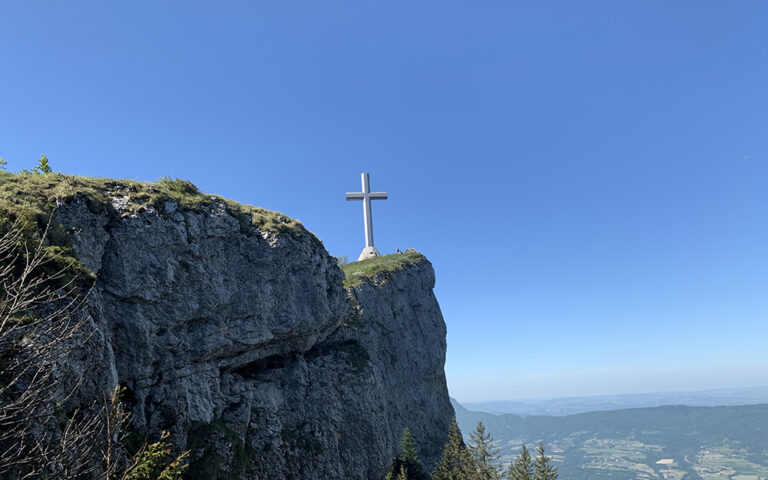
[52,194,453,479]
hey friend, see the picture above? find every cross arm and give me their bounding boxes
[369,192,387,200]
[346,192,365,201]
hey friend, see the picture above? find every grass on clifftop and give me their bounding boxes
[0,172,309,285]
[0,172,307,236]
[340,251,425,288]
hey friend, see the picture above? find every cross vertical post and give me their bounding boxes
[362,173,374,248]
[346,173,388,261]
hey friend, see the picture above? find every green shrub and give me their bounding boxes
[21,155,52,175]
[156,177,199,195]
[186,420,248,480]
[124,431,188,480]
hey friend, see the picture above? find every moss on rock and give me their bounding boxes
[340,251,426,288]
[186,420,248,480]
[0,172,310,286]
[0,172,306,236]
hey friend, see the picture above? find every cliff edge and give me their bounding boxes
[1,174,453,479]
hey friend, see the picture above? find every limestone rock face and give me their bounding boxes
[54,196,453,479]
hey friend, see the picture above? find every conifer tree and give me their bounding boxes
[34,155,52,174]
[533,443,557,480]
[507,444,533,480]
[400,428,420,465]
[21,155,52,175]
[431,418,477,480]
[385,428,428,480]
[396,465,409,480]
[468,422,501,480]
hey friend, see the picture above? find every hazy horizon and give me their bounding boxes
[453,384,768,405]
[451,366,768,402]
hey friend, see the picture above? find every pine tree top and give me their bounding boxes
[400,427,420,464]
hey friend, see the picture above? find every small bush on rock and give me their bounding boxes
[156,176,199,195]
[20,155,53,175]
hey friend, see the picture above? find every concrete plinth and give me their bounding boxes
[358,246,381,261]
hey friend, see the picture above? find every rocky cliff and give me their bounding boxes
[4,175,453,479]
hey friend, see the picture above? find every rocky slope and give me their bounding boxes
[29,177,454,479]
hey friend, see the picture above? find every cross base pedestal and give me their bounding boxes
[358,246,381,261]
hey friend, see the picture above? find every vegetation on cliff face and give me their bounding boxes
[340,251,426,288]
[0,171,307,236]
[0,220,188,479]
[0,170,311,285]
[186,419,249,480]
[385,428,428,480]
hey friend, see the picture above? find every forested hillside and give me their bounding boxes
[454,399,768,480]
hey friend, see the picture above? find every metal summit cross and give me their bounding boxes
[346,172,388,261]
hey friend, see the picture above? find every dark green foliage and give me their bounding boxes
[185,420,248,480]
[400,428,420,465]
[431,418,477,480]
[507,444,533,480]
[0,212,95,293]
[386,455,415,480]
[124,431,188,480]
[468,422,501,480]
[105,386,189,480]
[533,443,557,480]
[0,158,6,171]
[395,465,409,480]
[386,428,428,480]
[159,407,178,429]
[122,424,147,459]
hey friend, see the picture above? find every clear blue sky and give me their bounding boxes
[2,2,767,402]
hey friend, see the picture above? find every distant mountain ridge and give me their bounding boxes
[461,386,768,416]
[452,398,768,480]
